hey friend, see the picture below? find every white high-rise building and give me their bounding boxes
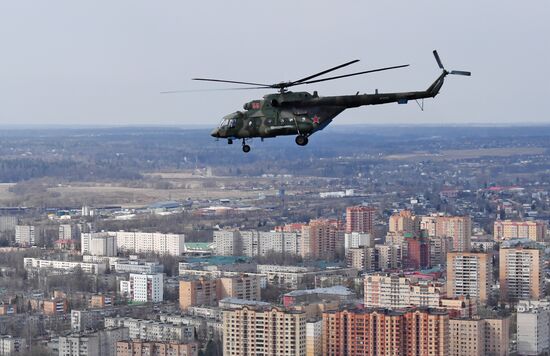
[121,273,164,302]
[517,300,550,355]
[15,225,35,246]
[214,230,242,255]
[344,232,373,251]
[59,224,72,240]
[81,233,117,257]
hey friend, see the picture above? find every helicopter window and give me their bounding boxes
[228,119,237,128]
[220,119,229,128]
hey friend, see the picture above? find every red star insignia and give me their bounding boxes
[312,116,320,124]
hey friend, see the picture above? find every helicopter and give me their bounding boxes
[167,50,470,153]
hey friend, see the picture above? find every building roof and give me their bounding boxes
[284,286,354,298]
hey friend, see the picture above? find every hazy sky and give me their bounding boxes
[0,1,549,126]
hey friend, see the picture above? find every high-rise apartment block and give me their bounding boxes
[120,273,163,303]
[213,230,241,256]
[449,317,510,356]
[344,232,373,250]
[322,308,449,356]
[115,231,185,256]
[388,210,418,234]
[81,232,117,257]
[301,219,344,260]
[214,230,301,257]
[345,205,375,233]
[406,234,430,269]
[346,244,401,272]
[446,252,492,303]
[516,300,550,356]
[179,278,218,310]
[15,225,35,246]
[494,219,547,242]
[223,306,305,356]
[305,320,322,356]
[499,243,544,302]
[435,216,471,252]
[59,224,73,240]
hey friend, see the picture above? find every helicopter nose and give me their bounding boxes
[210,128,220,137]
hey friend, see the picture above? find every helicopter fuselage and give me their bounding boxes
[210,73,447,141]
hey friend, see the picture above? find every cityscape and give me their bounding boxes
[1,1,550,355]
[0,126,547,355]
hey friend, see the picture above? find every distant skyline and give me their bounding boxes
[1,1,549,126]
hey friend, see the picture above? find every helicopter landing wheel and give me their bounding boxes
[242,144,251,153]
[295,135,308,146]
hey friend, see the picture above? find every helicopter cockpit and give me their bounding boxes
[211,112,243,138]
[219,112,243,129]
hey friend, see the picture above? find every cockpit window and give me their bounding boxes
[228,119,237,128]
[220,119,229,128]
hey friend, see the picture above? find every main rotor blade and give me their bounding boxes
[433,50,444,69]
[192,78,272,87]
[290,59,360,85]
[297,64,409,85]
[161,86,271,94]
[450,70,471,76]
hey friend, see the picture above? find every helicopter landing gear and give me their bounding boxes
[295,135,309,146]
[242,139,251,153]
[227,139,233,145]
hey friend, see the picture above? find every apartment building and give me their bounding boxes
[23,258,106,275]
[58,327,129,356]
[345,205,375,234]
[15,225,35,246]
[446,252,492,303]
[517,300,550,355]
[499,243,544,302]
[115,340,199,356]
[364,274,445,309]
[494,219,547,242]
[449,317,510,356]
[322,308,449,356]
[120,273,163,302]
[223,306,306,356]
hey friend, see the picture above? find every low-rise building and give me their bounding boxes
[104,318,194,343]
[283,286,355,307]
[116,340,199,356]
[58,327,128,356]
[23,258,106,275]
[364,274,445,309]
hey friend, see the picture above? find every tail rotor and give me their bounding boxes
[433,50,471,76]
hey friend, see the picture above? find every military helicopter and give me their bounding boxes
[167,50,470,153]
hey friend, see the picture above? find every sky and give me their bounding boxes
[0,1,549,126]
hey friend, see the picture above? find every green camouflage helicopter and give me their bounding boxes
[169,51,470,153]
